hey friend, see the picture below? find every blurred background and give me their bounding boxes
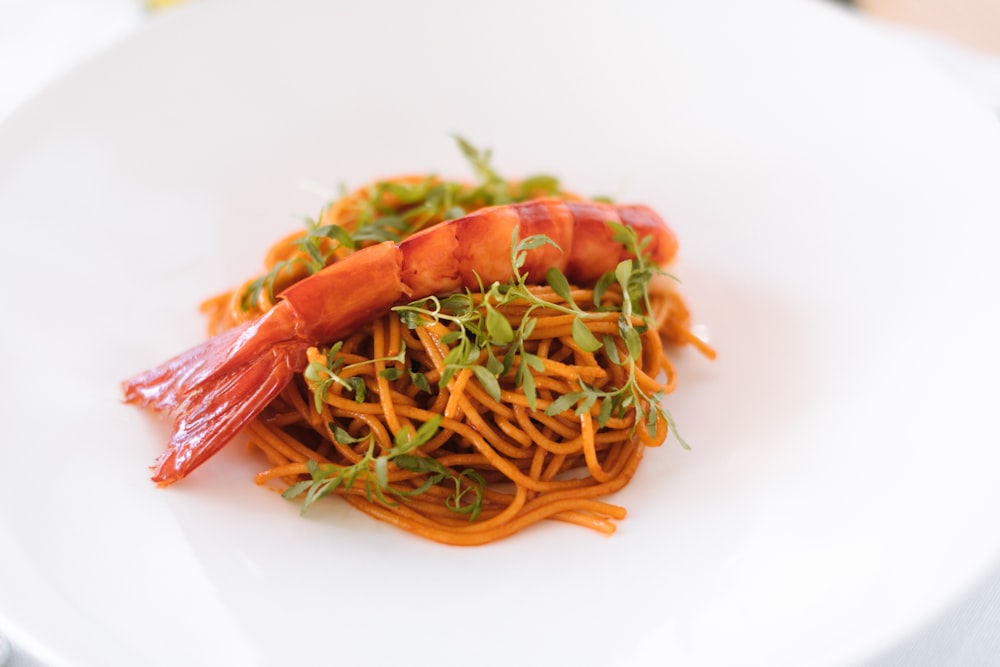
[837,0,1000,112]
[845,0,1000,54]
[1,0,998,123]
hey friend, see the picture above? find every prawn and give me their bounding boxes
[123,198,679,486]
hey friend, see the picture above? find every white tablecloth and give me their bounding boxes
[1,1,998,665]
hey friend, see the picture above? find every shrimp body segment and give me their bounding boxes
[123,198,678,485]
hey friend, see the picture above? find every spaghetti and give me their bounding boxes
[191,163,712,545]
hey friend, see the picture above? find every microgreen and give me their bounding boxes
[304,344,408,411]
[283,415,486,520]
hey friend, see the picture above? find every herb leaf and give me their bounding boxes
[545,267,575,307]
[471,365,502,402]
[571,316,602,352]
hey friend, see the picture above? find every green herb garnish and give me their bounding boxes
[283,415,485,520]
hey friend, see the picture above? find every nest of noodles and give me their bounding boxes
[199,176,711,545]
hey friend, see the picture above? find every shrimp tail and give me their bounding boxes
[123,304,310,485]
[124,241,405,485]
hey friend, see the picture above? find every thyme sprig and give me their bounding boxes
[282,415,486,520]
[303,343,409,411]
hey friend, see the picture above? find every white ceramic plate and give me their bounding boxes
[2,1,1000,665]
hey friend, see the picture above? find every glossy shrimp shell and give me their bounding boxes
[122,198,678,485]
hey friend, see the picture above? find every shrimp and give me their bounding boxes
[122,198,679,486]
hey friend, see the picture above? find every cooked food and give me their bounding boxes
[123,140,713,544]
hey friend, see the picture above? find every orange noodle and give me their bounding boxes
[196,166,713,546]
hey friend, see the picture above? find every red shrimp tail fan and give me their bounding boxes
[122,305,309,486]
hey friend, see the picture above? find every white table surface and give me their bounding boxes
[1,1,998,665]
